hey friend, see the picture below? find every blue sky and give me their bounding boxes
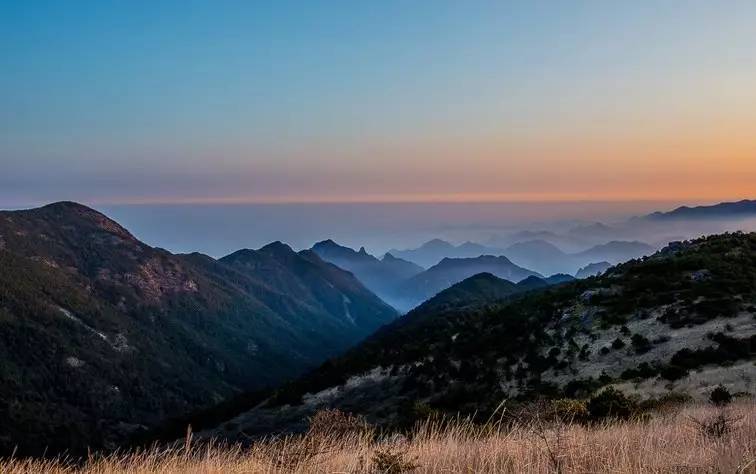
[2,1,755,206]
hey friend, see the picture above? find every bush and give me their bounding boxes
[620,362,657,380]
[690,410,741,439]
[587,387,638,420]
[549,399,589,423]
[709,385,732,407]
[660,364,688,381]
[370,446,418,473]
[639,392,692,412]
[611,338,626,350]
[631,334,652,354]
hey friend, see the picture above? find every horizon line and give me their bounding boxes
[3,193,754,210]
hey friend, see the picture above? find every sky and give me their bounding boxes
[2,1,756,207]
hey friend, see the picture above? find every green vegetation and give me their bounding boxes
[0,202,397,456]
[263,233,756,430]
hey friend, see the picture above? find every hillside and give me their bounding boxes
[576,261,611,278]
[0,202,397,455]
[208,233,756,440]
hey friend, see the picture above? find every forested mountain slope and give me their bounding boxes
[0,202,397,455]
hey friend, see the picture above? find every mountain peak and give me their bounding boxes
[259,241,295,254]
[421,238,454,250]
[313,239,340,249]
[5,201,135,242]
[41,200,95,212]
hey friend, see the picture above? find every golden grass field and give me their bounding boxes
[2,400,755,473]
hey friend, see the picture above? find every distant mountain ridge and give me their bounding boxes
[388,238,654,276]
[645,199,756,221]
[393,254,542,309]
[387,239,493,268]
[311,240,423,311]
[312,239,564,312]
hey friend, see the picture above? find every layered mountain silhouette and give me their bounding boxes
[388,238,654,277]
[0,202,397,455]
[392,255,542,310]
[211,233,756,440]
[311,240,423,310]
[312,240,553,312]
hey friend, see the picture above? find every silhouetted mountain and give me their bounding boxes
[402,273,520,317]
[567,222,618,239]
[576,261,612,278]
[503,240,572,275]
[381,252,424,278]
[0,202,397,456]
[389,237,654,278]
[212,233,756,439]
[311,240,423,311]
[388,239,505,268]
[393,255,542,309]
[644,199,756,221]
[545,273,577,284]
[487,230,589,253]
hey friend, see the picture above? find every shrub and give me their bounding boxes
[611,338,626,350]
[587,387,638,420]
[710,385,732,407]
[631,334,652,354]
[640,392,693,412]
[599,346,610,355]
[660,364,688,381]
[371,446,418,473]
[620,362,657,380]
[690,410,741,439]
[652,335,670,344]
[549,399,589,423]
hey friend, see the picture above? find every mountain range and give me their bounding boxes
[2,199,755,457]
[387,238,654,276]
[311,240,423,311]
[0,202,397,455]
[392,255,545,310]
[208,232,756,440]
[311,240,577,312]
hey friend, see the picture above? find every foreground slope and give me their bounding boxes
[4,401,755,473]
[0,202,397,455]
[210,233,756,439]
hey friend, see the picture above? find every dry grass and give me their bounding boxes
[2,401,755,473]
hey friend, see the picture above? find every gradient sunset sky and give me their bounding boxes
[2,1,755,206]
